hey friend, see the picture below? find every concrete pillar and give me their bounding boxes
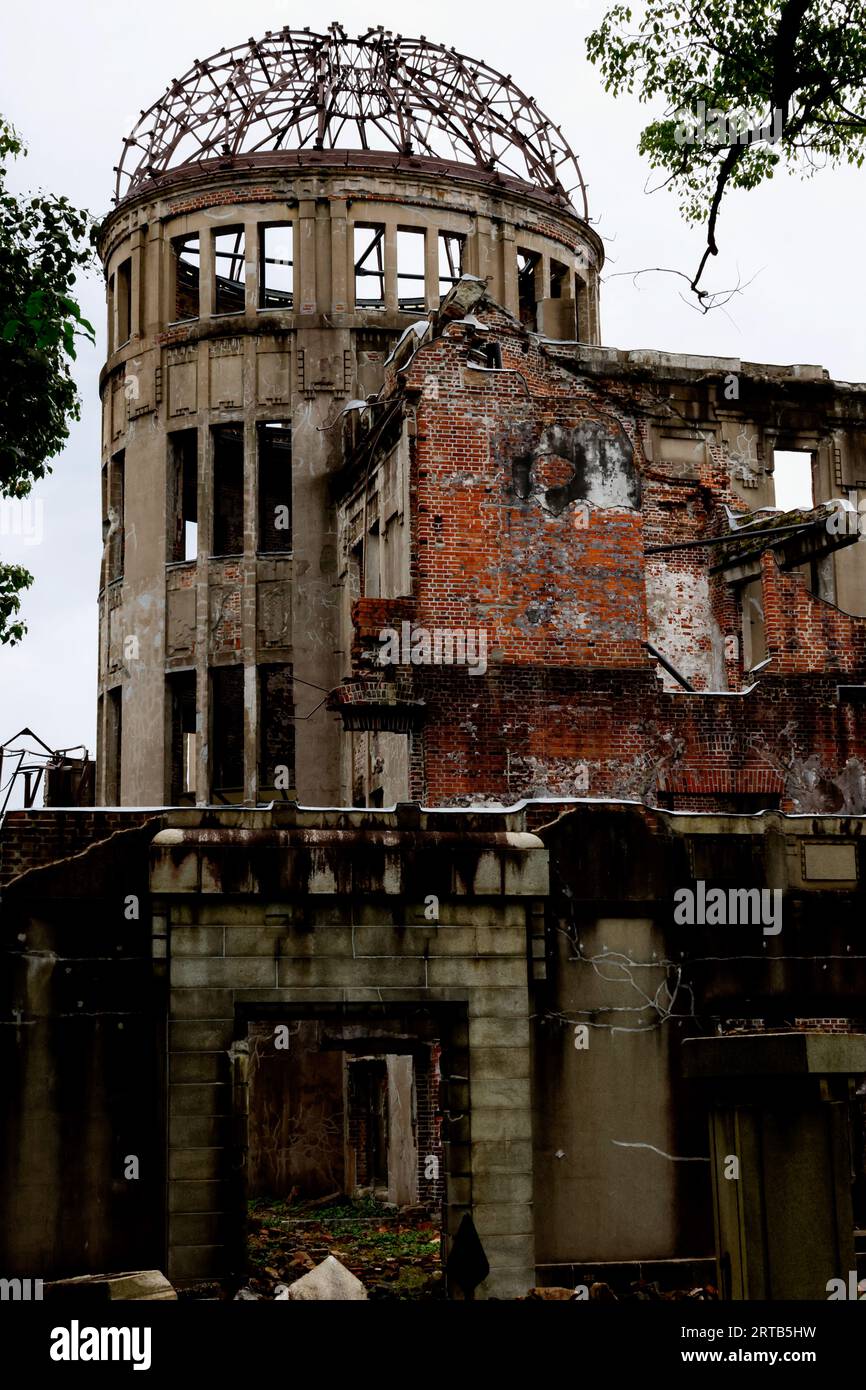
[243,218,259,313]
[298,199,317,316]
[315,201,331,314]
[199,229,214,324]
[425,227,440,311]
[500,224,518,317]
[242,338,258,803]
[384,223,398,313]
[387,1055,418,1206]
[145,224,164,339]
[330,199,348,314]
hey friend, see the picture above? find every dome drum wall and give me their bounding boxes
[98,157,601,341]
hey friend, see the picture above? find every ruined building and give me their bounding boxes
[94,26,601,807]
[3,25,866,1300]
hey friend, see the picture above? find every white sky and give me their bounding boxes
[1,0,864,804]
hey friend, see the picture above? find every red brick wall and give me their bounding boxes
[0,810,162,888]
[416,1043,443,1207]
[346,307,866,810]
[762,550,866,674]
[399,665,866,807]
[403,315,648,669]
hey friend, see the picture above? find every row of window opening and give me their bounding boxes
[102,422,292,584]
[110,223,585,341]
[171,224,468,321]
[102,663,295,804]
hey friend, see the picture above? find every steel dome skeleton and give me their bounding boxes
[113,23,587,214]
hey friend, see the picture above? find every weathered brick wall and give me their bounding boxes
[395,664,866,809]
[762,550,866,673]
[0,809,162,887]
[345,305,866,811]
[416,1042,444,1207]
[404,312,648,670]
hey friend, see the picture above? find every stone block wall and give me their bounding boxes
[152,808,547,1297]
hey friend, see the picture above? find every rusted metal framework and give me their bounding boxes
[0,729,91,814]
[114,23,587,214]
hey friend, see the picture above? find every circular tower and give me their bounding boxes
[95,23,603,806]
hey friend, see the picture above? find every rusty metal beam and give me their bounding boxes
[113,26,587,216]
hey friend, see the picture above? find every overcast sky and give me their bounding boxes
[1,0,864,805]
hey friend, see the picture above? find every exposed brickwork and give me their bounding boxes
[762,550,866,673]
[0,810,162,888]
[416,1043,444,1207]
[342,299,866,811]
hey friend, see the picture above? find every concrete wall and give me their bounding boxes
[3,802,865,1294]
[151,805,547,1297]
[534,803,866,1272]
[0,820,164,1278]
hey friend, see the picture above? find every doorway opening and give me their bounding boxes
[240,1004,462,1300]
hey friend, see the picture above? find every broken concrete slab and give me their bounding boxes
[285,1255,368,1301]
[44,1270,176,1301]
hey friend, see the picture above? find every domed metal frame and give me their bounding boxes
[113,22,587,214]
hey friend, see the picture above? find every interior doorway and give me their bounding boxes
[238,1004,461,1299]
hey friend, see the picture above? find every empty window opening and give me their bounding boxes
[257,423,292,552]
[107,450,125,583]
[772,450,814,511]
[168,429,198,563]
[213,227,246,315]
[212,664,245,797]
[169,671,197,803]
[741,577,767,672]
[438,232,465,298]
[550,259,569,300]
[354,224,385,308]
[397,228,426,312]
[259,223,293,309]
[116,258,132,344]
[517,249,541,328]
[172,234,200,322]
[105,686,122,805]
[212,424,244,556]
[468,339,502,370]
[259,664,295,795]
